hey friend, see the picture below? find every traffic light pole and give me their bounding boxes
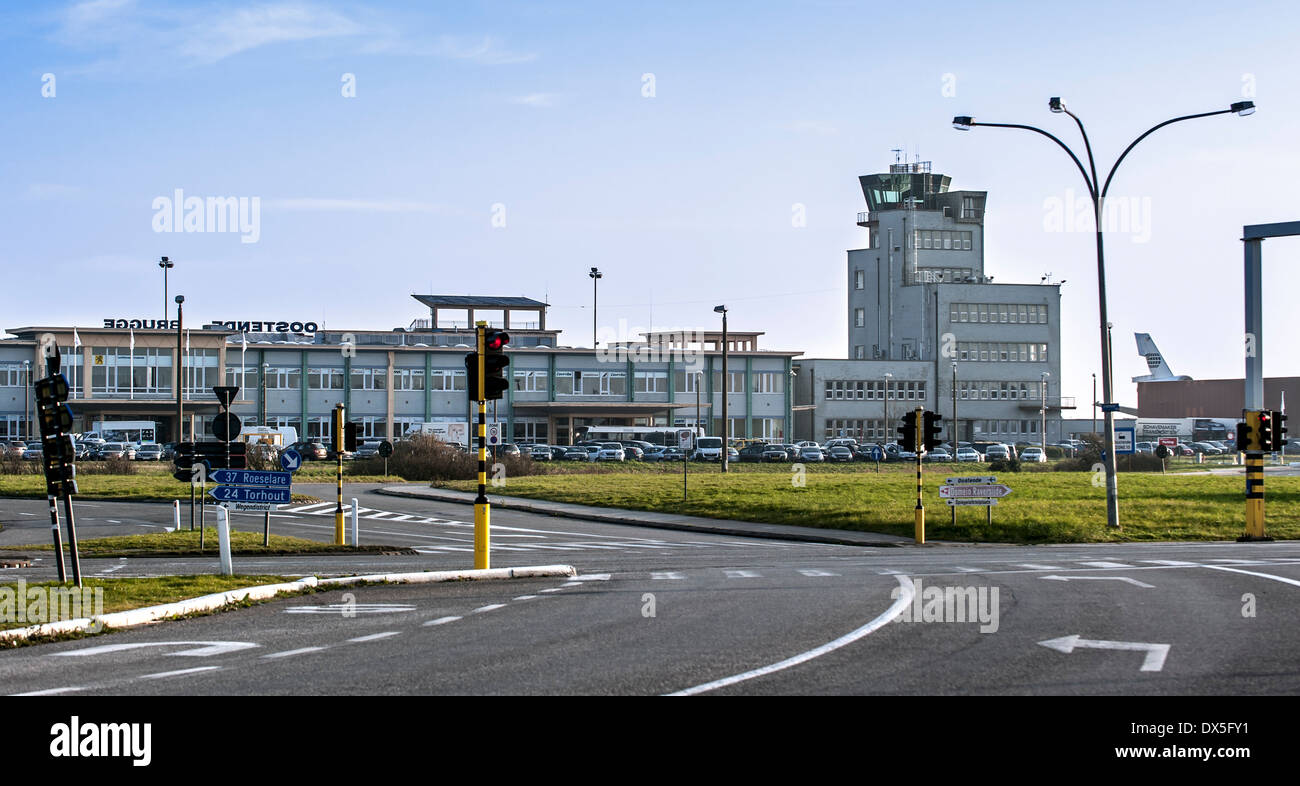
[334,403,345,546]
[46,490,66,582]
[60,484,82,588]
[913,407,925,545]
[1244,450,1265,540]
[474,323,490,570]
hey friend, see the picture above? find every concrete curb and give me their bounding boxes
[375,487,905,547]
[0,564,576,645]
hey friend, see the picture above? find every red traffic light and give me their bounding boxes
[485,330,509,351]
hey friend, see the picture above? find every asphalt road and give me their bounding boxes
[3,488,1300,695]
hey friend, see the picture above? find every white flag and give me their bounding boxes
[72,327,81,349]
[185,328,191,353]
[129,329,135,352]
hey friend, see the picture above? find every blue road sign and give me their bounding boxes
[869,446,884,461]
[209,469,291,487]
[1115,426,1136,455]
[1101,403,1120,413]
[280,449,303,472]
[208,485,291,504]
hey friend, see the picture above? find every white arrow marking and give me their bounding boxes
[1038,635,1170,672]
[1040,575,1154,588]
[52,641,259,658]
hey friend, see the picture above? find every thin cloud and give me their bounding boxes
[511,92,556,108]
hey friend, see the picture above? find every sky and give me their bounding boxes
[2,0,1298,410]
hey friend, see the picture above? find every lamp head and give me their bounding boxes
[1231,101,1256,116]
[951,115,974,131]
[713,305,727,314]
[175,295,184,304]
[1048,97,1066,113]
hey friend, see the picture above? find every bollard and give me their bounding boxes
[351,498,359,547]
[215,506,233,576]
[172,500,180,532]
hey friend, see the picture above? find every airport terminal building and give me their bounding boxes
[2,296,800,446]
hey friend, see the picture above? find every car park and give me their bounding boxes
[1020,447,1047,462]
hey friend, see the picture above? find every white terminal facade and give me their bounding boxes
[792,161,1070,445]
[0,161,1064,448]
[1,296,799,445]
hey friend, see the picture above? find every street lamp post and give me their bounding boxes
[714,305,728,472]
[790,368,798,442]
[952,98,1255,529]
[261,362,269,426]
[1092,373,1097,438]
[159,257,174,325]
[951,363,958,449]
[589,267,602,349]
[883,372,894,448]
[1041,371,1050,453]
[175,296,184,442]
[23,360,31,441]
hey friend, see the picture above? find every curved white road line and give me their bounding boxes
[667,574,915,696]
[1202,564,1300,588]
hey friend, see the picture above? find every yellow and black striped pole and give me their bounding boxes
[474,322,490,569]
[913,407,925,545]
[334,403,345,545]
[1244,451,1265,540]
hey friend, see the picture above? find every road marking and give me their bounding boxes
[106,519,121,524]
[1202,565,1300,588]
[1040,575,1155,588]
[652,572,685,580]
[513,595,538,601]
[473,604,507,614]
[99,564,127,574]
[18,512,33,516]
[724,570,761,579]
[1078,561,1131,568]
[1015,564,1063,570]
[877,568,903,575]
[1038,635,1170,672]
[1141,560,1199,566]
[424,616,462,626]
[539,588,566,593]
[954,566,984,572]
[52,641,259,658]
[569,573,612,581]
[264,647,326,659]
[348,632,401,643]
[138,666,223,680]
[11,686,87,696]
[285,603,416,614]
[668,575,915,696]
[1207,559,1266,565]
[798,569,839,577]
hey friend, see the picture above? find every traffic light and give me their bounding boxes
[172,441,247,481]
[897,412,918,453]
[484,328,510,401]
[34,372,77,496]
[1258,410,1273,451]
[344,422,360,452]
[1271,410,1288,451]
[922,410,943,452]
[1236,417,1253,452]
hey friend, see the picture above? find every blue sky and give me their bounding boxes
[3,0,1298,408]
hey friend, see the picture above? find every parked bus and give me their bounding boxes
[575,425,704,446]
[84,421,158,445]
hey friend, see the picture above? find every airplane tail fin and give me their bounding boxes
[1132,333,1190,382]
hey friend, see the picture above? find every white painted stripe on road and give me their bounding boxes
[1202,565,1300,588]
[724,570,761,579]
[1078,561,1130,568]
[798,569,839,577]
[877,568,903,575]
[539,588,566,593]
[1015,564,1063,570]
[348,632,401,643]
[954,567,984,573]
[668,575,915,696]
[18,512,33,516]
[472,604,506,614]
[139,666,222,680]
[569,574,611,581]
[264,647,326,659]
[424,616,462,626]
[513,595,538,601]
[11,686,87,696]
[1142,560,1199,566]
[652,572,685,580]
[1207,559,1266,565]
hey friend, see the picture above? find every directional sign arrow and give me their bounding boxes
[207,485,291,504]
[1040,575,1155,588]
[939,484,1012,498]
[209,469,291,487]
[1038,635,1170,672]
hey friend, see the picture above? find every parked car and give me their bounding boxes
[134,444,165,461]
[1020,447,1048,462]
[353,441,382,459]
[563,446,599,462]
[884,443,917,460]
[955,447,983,462]
[94,442,135,460]
[984,444,1012,461]
[762,444,790,462]
[597,443,626,462]
[660,447,689,461]
[640,446,667,462]
[23,444,44,461]
[286,441,329,460]
[528,444,554,461]
[737,444,769,463]
[1135,442,1155,454]
[798,445,825,462]
[827,445,854,462]
[692,437,726,461]
[854,443,886,462]
[925,448,952,462]
[823,438,858,451]
[4,441,28,457]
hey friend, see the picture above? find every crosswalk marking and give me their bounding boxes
[798,569,839,577]
[1015,564,1063,570]
[724,570,761,579]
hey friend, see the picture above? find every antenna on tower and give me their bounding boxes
[891,147,903,164]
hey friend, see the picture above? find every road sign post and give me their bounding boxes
[678,429,694,502]
[941,476,1011,528]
